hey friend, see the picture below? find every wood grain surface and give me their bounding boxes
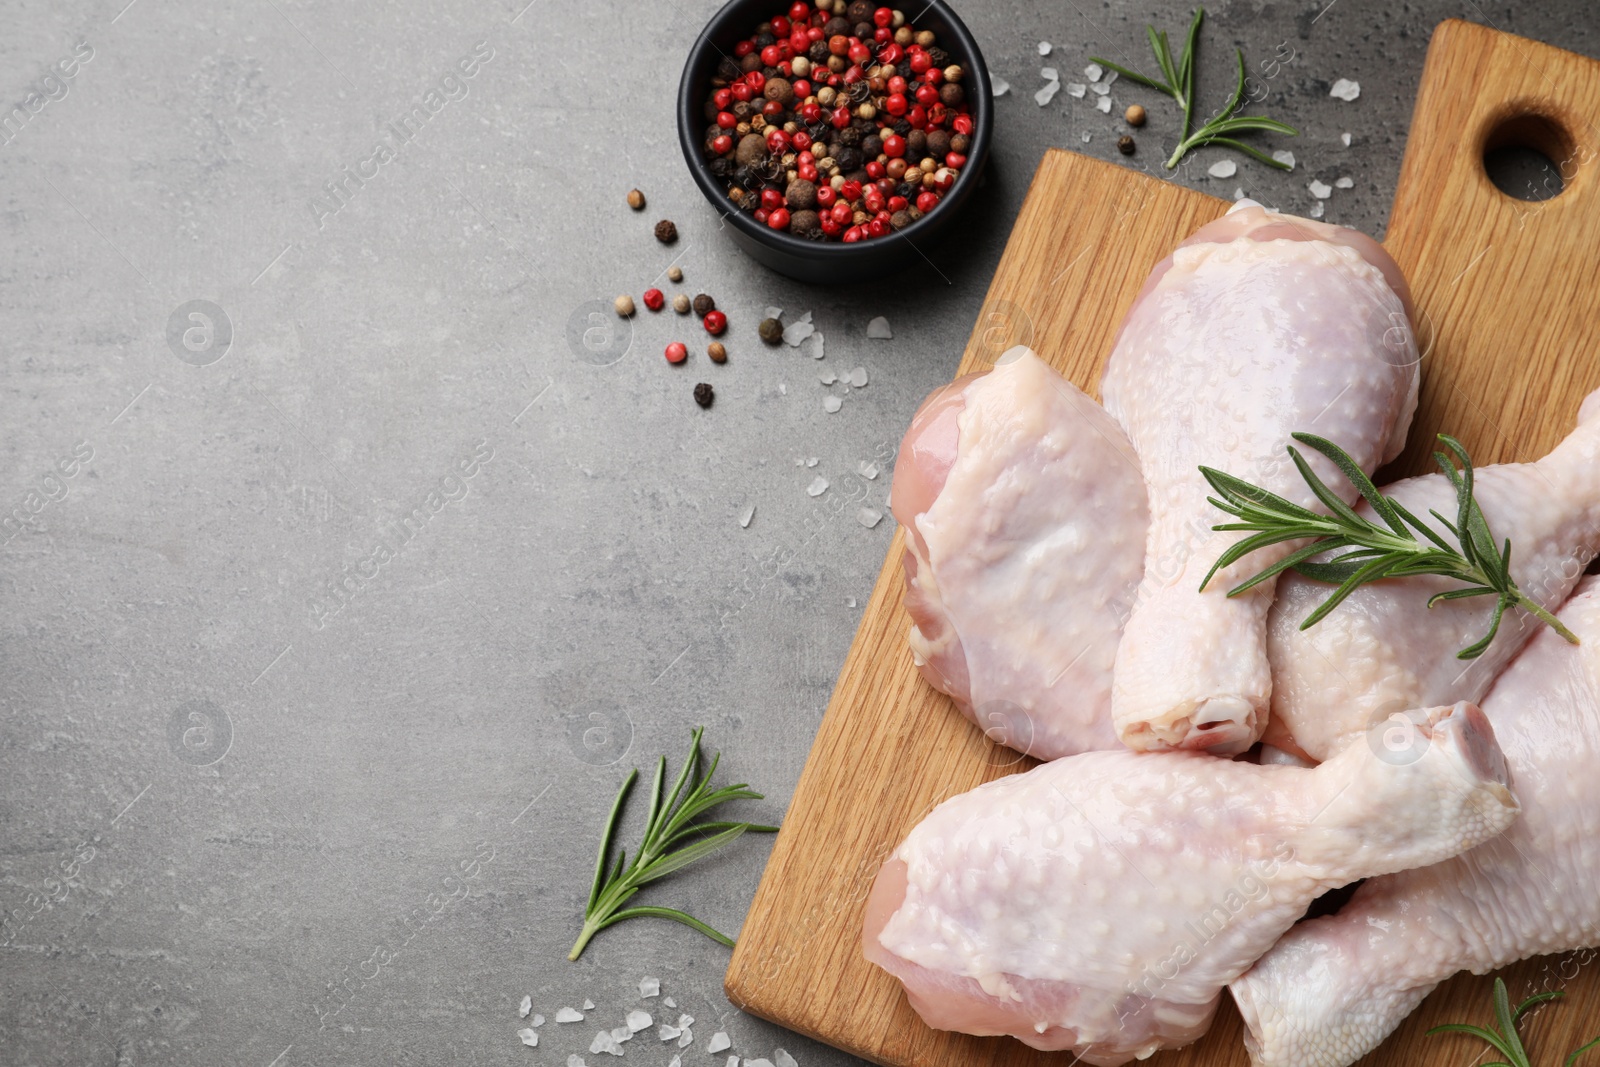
[726,19,1600,1067]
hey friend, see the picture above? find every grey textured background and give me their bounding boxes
[1,1,1594,1065]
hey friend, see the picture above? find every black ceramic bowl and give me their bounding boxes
[677,0,992,284]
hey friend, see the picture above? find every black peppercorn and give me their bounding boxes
[704,99,720,121]
[758,318,784,345]
[692,293,716,317]
[693,383,714,409]
[654,219,678,244]
[906,130,927,158]
[860,134,882,158]
[896,181,919,200]
[808,40,831,63]
[754,30,776,47]
[717,58,743,81]
[852,22,873,39]
[1118,135,1136,155]
[709,158,732,178]
[892,118,912,136]
[823,16,850,36]
[834,147,862,172]
[741,53,762,72]
[846,1,873,23]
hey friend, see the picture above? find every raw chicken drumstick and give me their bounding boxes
[861,701,1516,1066]
[1233,575,1600,1067]
[1102,201,1420,755]
[891,346,1148,759]
[1265,387,1600,762]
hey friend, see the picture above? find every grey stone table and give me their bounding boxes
[1,1,1593,1065]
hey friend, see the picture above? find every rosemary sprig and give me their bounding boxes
[1090,7,1298,170]
[1427,977,1600,1067]
[569,726,778,961]
[1199,432,1578,660]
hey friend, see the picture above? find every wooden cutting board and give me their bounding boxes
[726,19,1600,1067]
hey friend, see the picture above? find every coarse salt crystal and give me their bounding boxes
[1272,149,1296,170]
[866,316,892,339]
[823,396,842,413]
[1038,41,1052,55]
[1329,78,1360,101]
[1234,187,1246,200]
[677,1029,693,1048]
[1081,131,1091,142]
[857,460,879,480]
[858,507,884,529]
[783,320,815,346]
[709,1033,732,1054]
[1084,62,1103,80]
[640,976,660,999]
[519,1029,539,1047]
[568,1057,586,1067]
[739,505,754,528]
[820,370,837,384]
[1309,201,1326,219]
[664,997,676,1008]
[726,1059,739,1067]
[677,1015,694,1028]
[1341,131,1352,146]
[774,1051,798,1067]
[532,1015,545,1027]
[848,367,868,387]
[1308,179,1333,199]
[590,1030,622,1056]
[660,1025,681,1041]
[764,307,783,320]
[583,1000,595,1011]
[778,383,786,395]
[1040,66,1058,82]
[846,597,857,607]
[611,1026,633,1044]
[1335,176,1353,188]
[806,457,817,467]
[1035,80,1060,106]
[627,1011,652,1032]
[520,996,532,1018]
[1104,69,1118,85]
[810,332,825,359]
[557,1007,584,1023]
[1065,82,1086,98]
[992,76,1010,97]
[1208,160,1237,179]
[1089,81,1110,96]
[669,1058,681,1067]
[807,476,828,497]
[1094,95,1111,113]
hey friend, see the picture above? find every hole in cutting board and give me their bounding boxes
[1482,112,1575,202]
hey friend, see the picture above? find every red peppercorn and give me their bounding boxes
[735,39,756,57]
[830,201,852,224]
[703,310,728,335]
[842,63,864,83]
[842,225,864,242]
[717,111,737,128]
[798,163,818,181]
[923,64,943,85]
[793,131,813,152]
[771,15,791,35]
[885,93,907,116]
[711,134,733,154]
[820,214,842,235]
[799,102,822,124]
[916,190,939,212]
[665,341,687,364]
[714,88,733,109]
[877,43,902,65]
[732,81,753,102]
[761,187,784,210]
[882,133,906,158]
[915,83,939,106]
[761,44,782,66]
[768,207,791,230]
[643,288,665,311]
[873,6,893,26]
[830,105,851,128]
[746,70,765,90]
[953,114,974,135]
[877,177,896,195]
[865,161,886,180]
[792,78,811,97]
[807,24,824,40]
[908,105,927,128]
[888,75,907,94]
[888,195,908,212]
[848,41,871,63]
[816,184,837,207]
[828,34,849,55]
[789,1,809,20]
[839,179,863,202]
[762,100,785,118]
[766,128,789,151]
[927,102,948,126]
[754,208,769,224]
[909,51,931,73]
[946,152,968,169]
[873,26,891,43]
[933,166,956,190]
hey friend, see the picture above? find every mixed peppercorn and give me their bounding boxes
[700,0,976,242]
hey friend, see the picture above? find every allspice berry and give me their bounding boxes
[707,342,728,364]
[927,130,952,158]
[673,293,692,314]
[939,83,964,107]
[692,293,716,317]
[1118,135,1136,155]
[614,294,635,317]
[1125,104,1147,127]
[735,133,769,167]
[790,209,821,238]
[890,209,912,230]
[786,178,817,210]
[654,219,678,243]
[759,317,784,345]
[764,77,794,105]
[627,188,646,210]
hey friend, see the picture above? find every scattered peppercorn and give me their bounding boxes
[692,294,716,316]
[654,219,678,243]
[694,382,715,408]
[614,294,635,317]
[1118,135,1136,155]
[673,293,692,314]
[627,188,647,210]
[666,342,688,364]
[759,317,784,345]
[643,288,665,311]
[1124,104,1146,127]
[667,265,684,282]
[703,310,728,335]
[707,342,728,363]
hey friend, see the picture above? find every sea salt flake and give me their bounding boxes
[778,383,786,395]
[532,1015,545,1027]
[1081,131,1091,142]
[738,504,754,528]
[709,1033,732,1054]
[857,507,884,529]
[866,316,893,339]
[823,395,843,413]
[519,1029,539,1047]
[520,996,533,1018]
[992,76,1010,97]
[1094,95,1111,113]
[806,457,818,467]
[590,1030,623,1056]
[677,1029,693,1049]
[1084,62,1103,81]
[557,1008,584,1023]
[810,332,825,359]
[848,366,868,387]
[1329,78,1360,101]
[1308,179,1333,199]
[640,977,660,999]
[764,306,783,320]
[568,1057,586,1067]
[1341,131,1352,146]
[677,1015,695,1028]
[1272,149,1296,170]
[774,1051,798,1067]
[628,1011,653,1032]
[1335,176,1354,188]
[820,370,837,384]
[1208,159,1237,178]
[660,1025,681,1041]
[846,596,857,607]
[1038,41,1052,55]
[1040,67,1059,83]
[1233,187,1246,200]
[584,1000,595,1011]
[611,1026,634,1043]
[1034,80,1060,106]
[669,1058,681,1067]
[857,460,879,479]
[1089,81,1110,96]
[726,1059,739,1067]
[1309,201,1326,219]
[783,320,815,346]
[1104,70,1118,85]
[664,997,676,1008]
[1065,82,1086,98]
[807,476,829,497]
